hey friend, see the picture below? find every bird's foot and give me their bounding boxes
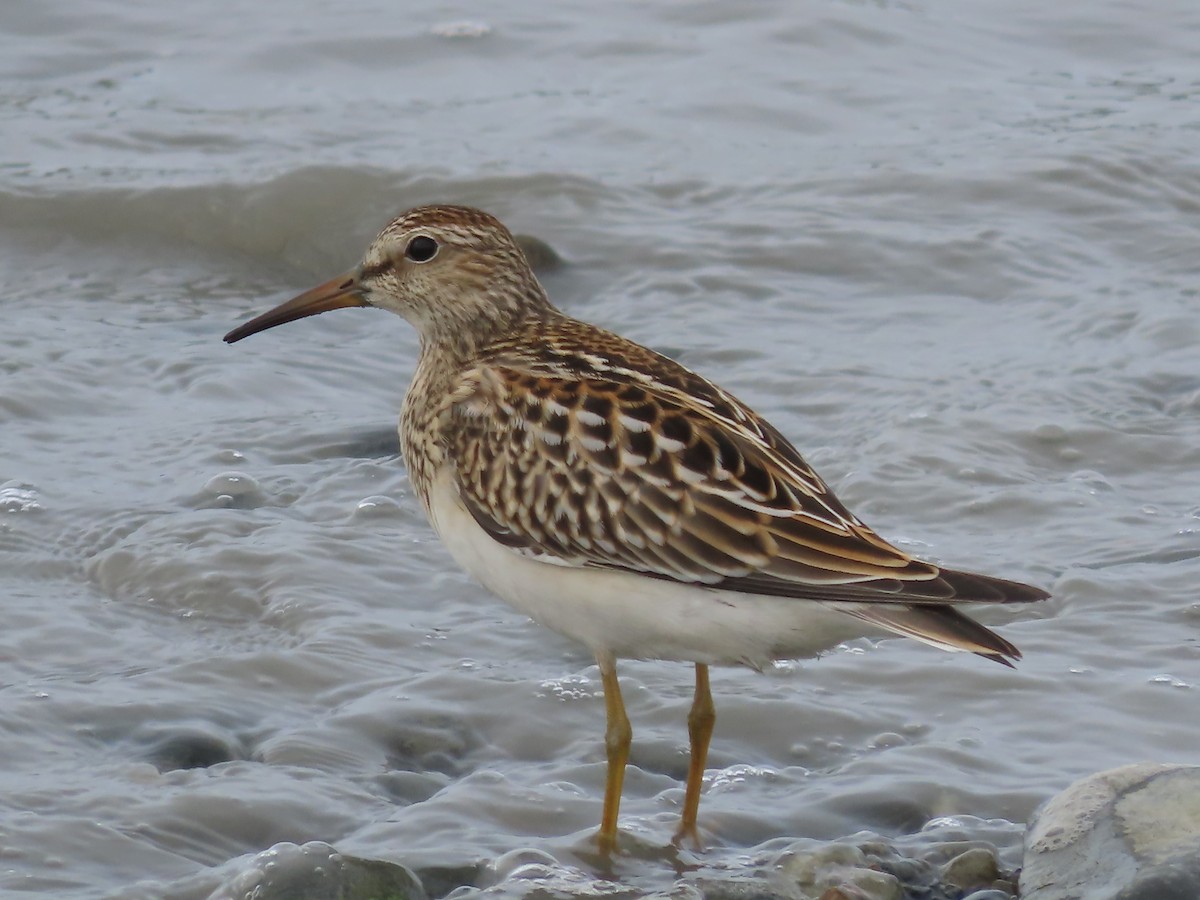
[671,821,706,852]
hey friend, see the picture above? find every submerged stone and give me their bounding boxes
[207,841,426,900]
[940,846,1000,891]
[1022,763,1200,900]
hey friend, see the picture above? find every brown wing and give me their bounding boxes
[447,352,1045,613]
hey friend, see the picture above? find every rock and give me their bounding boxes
[206,841,426,900]
[828,869,902,900]
[772,827,1021,900]
[778,845,901,900]
[779,843,867,887]
[1022,763,1200,900]
[940,846,1000,891]
[695,876,796,900]
[818,888,867,900]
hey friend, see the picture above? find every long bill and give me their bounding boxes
[224,269,368,343]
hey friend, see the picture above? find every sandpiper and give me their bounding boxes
[224,204,1048,851]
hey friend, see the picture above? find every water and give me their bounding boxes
[2,1,1199,897]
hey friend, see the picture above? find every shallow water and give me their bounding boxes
[2,0,1200,897]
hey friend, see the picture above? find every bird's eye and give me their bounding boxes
[405,235,439,263]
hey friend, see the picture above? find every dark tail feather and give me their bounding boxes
[923,567,1051,605]
[842,603,1023,667]
[715,566,1050,606]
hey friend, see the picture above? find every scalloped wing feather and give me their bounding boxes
[443,319,1044,608]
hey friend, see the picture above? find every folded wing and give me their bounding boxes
[446,328,1047,663]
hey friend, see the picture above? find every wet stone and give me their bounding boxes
[940,846,1000,891]
[826,869,901,900]
[139,725,244,772]
[778,843,866,887]
[411,862,487,900]
[1115,856,1200,900]
[208,841,425,900]
[1022,763,1200,900]
[694,876,796,900]
[872,854,934,889]
[371,711,482,777]
[779,844,901,900]
[775,828,1018,900]
[817,889,861,900]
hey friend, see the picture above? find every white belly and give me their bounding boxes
[424,471,875,669]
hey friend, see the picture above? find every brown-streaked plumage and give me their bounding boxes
[224,204,1049,852]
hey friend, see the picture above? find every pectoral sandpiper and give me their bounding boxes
[224,204,1048,852]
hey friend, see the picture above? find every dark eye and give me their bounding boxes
[405,235,439,263]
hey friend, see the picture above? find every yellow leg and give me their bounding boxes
[597,654,631,854]
[674,662,715,847]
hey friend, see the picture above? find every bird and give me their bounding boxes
[224,204,1049,852]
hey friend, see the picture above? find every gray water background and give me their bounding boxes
[2,0,1199,896]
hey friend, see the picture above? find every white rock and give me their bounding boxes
[1022,763,1200,900]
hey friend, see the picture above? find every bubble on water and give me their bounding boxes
[354,495,401,517]
[203,471,259,497]
[0,482,42,513]
[868,732,908,750]
[707,763,779,792]
[538,673,597,701]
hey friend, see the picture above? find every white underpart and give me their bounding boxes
[424,469,879,669]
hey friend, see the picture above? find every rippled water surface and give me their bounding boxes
[3,1,1199,897]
